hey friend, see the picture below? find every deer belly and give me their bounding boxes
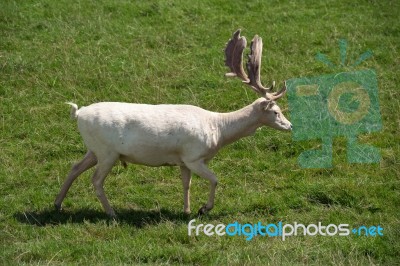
[119,148,184,167]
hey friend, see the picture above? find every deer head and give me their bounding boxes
[224,29,292,131]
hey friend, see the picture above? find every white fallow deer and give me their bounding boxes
[54,29,292,217]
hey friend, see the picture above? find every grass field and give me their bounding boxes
[1,0,399,264]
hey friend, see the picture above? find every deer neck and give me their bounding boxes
[216,101,262,148]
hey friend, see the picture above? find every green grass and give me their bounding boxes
[1,0,399,264]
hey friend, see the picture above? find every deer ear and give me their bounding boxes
[260,100,273,111]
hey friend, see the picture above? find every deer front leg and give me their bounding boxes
[180,166,192,214]
[185,160,218,215]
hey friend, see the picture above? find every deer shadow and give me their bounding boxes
[14,208,227,228]
[14,208,190,228]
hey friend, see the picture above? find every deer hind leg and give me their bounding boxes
[91,154,119,217]
[180,166,192,214]
[185,160,218,215]
[54,151,97,211]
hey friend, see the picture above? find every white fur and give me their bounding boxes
[55,98,291,216]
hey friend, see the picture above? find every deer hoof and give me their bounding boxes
[54,203,62,212]
[197,205,208,216]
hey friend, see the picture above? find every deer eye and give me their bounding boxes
[274,111,278,115]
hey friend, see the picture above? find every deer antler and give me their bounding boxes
[224,29,286,101]
[224,29,249,82]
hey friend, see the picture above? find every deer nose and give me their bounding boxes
[289,123,293,130]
